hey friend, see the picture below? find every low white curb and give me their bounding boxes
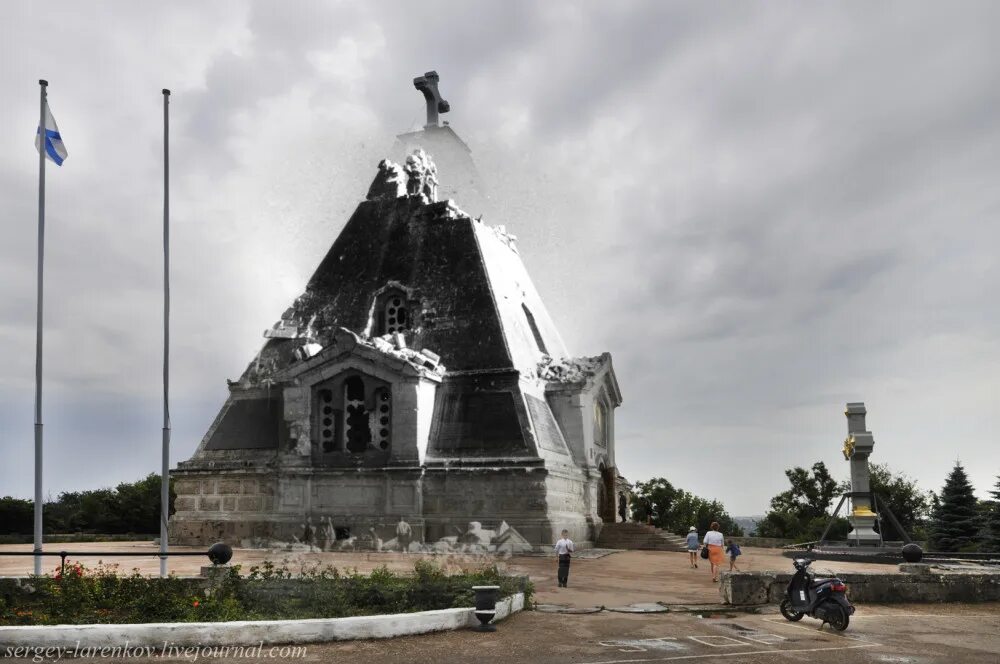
[0,593,524,648]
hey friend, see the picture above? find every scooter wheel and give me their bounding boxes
[828,605,850,631]
[779,599,804,622]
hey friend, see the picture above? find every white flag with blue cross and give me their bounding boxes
[35,102,68,166]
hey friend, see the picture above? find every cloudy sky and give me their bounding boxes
[1,1,997,516]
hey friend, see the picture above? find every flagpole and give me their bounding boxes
[160,88,171,578]
[33,79,48,576]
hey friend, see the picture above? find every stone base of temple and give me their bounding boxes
[170,462,605,551]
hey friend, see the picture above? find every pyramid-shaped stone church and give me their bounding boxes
[171,74,622,550]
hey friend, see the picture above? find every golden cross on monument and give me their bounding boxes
[842,435,856,460]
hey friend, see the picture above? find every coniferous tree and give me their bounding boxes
[983,475,1000,553]
[929,463,980,552]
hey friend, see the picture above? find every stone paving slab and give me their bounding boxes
[605,603,670,613]
[534,604,604,614]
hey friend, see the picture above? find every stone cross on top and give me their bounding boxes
[413,70,450,128]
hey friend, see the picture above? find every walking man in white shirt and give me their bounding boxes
[554,529,574,587]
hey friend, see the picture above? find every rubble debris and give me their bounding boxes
[491,224,519,252]
[247,519,534,556]
[264,311,317,341]
[341,328,447,376]
[263,320,299,339]
[537,353,611,384]
[292,342,323,362]
[366,159,407,201]
[418,348,441,370]
[404,149,439,202]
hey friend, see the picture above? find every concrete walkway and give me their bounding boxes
[512,548,905,608]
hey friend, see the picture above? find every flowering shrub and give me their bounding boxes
[0,560,529,625]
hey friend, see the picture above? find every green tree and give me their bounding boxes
[0,497,33,535]
[769,462,839,519]
[755,461,846,541]
[984,476,1000,553]
[630,478,678,526]
[929,463,980,552]
[2,474,175,536]
[630,478,743,536]
[114,474,172,533]
[754,510,850,541]
[867,464,931,541]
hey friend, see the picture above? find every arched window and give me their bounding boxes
[314,373,392,457]
[593,398,608,447]
[521,303,548,355]
[376,289,410,336]
[344,376,370,453]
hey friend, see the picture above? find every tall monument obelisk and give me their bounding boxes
[843,402,880,545]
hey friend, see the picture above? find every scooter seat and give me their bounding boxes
[809,578,836,587]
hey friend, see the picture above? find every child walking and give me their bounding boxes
[725,540,742,571]
[554,529,574,588]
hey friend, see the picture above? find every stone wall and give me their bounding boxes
[422,466,554,545]
[721,568,1000,605]
[725,537,929,549]
[171,468,426,547]
[727,537,797,549]
[172,471,281,545]
[175,461,599,549]
[419,462,603,547]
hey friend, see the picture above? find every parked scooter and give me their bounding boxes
[779,558,854,631]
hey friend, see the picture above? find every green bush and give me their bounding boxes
[0,559,527,626]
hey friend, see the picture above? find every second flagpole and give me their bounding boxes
[34,80,48,576]
[160,88,171,578]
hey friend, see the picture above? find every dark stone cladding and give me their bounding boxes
[204,397,284,450]
[263,196,513,375]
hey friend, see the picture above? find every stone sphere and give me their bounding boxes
[207,542,233,565]
[901,543,923,563]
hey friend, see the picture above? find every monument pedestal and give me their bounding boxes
[847,510,881,546]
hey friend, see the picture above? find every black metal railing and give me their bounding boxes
[0,543,232,576]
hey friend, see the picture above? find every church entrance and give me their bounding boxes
[598,463,617,522]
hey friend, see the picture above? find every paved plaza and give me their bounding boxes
[3,605,997,663]
[1,543,998,663]
[290,604,1000,664]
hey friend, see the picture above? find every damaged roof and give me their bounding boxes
[236,154,571,385]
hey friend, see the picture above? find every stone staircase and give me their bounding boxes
[596,522,689,552]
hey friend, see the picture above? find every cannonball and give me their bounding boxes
[207,542,233,565]
[901,543,923,563]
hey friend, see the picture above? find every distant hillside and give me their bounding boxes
[732,516,763,536]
